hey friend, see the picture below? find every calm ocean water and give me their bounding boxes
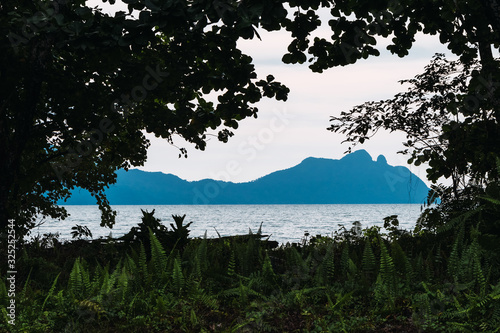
[32,204,424,244]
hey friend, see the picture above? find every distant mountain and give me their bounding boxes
[61,150,430,205]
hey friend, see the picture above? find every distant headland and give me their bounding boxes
[61,150,430,205]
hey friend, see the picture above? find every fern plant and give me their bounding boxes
[340,241,350,279]
[283,246,309,288]
[391,240,413,290]
[68,257,91,300]
[375,238,397,308]
[192,236,209,281]
[261,253,278,290]
[227,249,236,278]
[244,253,279,295]
[97,263,119,303]
[448,224,465,283]
[138,241,150,287]
[148,228,169,285]
[361,238,377,283]
[317,242,336,286]
[470,228,487,296]
[171,256,185,295]
[41,273,60,311]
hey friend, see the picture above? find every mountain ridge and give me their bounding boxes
[61,150,430,205]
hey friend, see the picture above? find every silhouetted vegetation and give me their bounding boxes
[3,1,500,331]
[2,205,500,332]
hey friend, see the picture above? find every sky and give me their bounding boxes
[88,1,454,186]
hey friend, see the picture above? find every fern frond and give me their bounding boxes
[138,241,149,286]
[100,264,119,297]
[195,238,208,279]
[186,279,219,310]
[80,258,91,296]
[379,238,397,295]
[68,258,83,298]
[96,267,109,303]
[437,207,483,234]
[481,196,500,205]
[117,267,129,302]
[448,224,465,282]
[287,246,308,278]
[319,243,336,286]
[329,292,353,313]
[362,239,376,274]
[41,273,60,311]
[171,257,185,295]
[197,293,219,310]
[124,253,137,275]
[90,262,104,295]
[391,241,413,287]
[149,228,168,278]
[227,250,236,277]
[218,286,242,299]
[79,299,105,319]
[242,236,259,276]
[19,268,32,301]
[340,242,350,277]
[470,236,486,296]
[283,287,325,308]
[347,258,357,278]
[262,253,276,282]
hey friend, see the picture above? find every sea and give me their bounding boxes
[31,204,425,244]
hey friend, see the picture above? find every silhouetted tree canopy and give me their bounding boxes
[323,0,500,203]
[1,0,291,235]
[329,54,500,197]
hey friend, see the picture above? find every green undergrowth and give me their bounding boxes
[1,210,500,332]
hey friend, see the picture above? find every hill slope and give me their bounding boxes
[61,150,429,205]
